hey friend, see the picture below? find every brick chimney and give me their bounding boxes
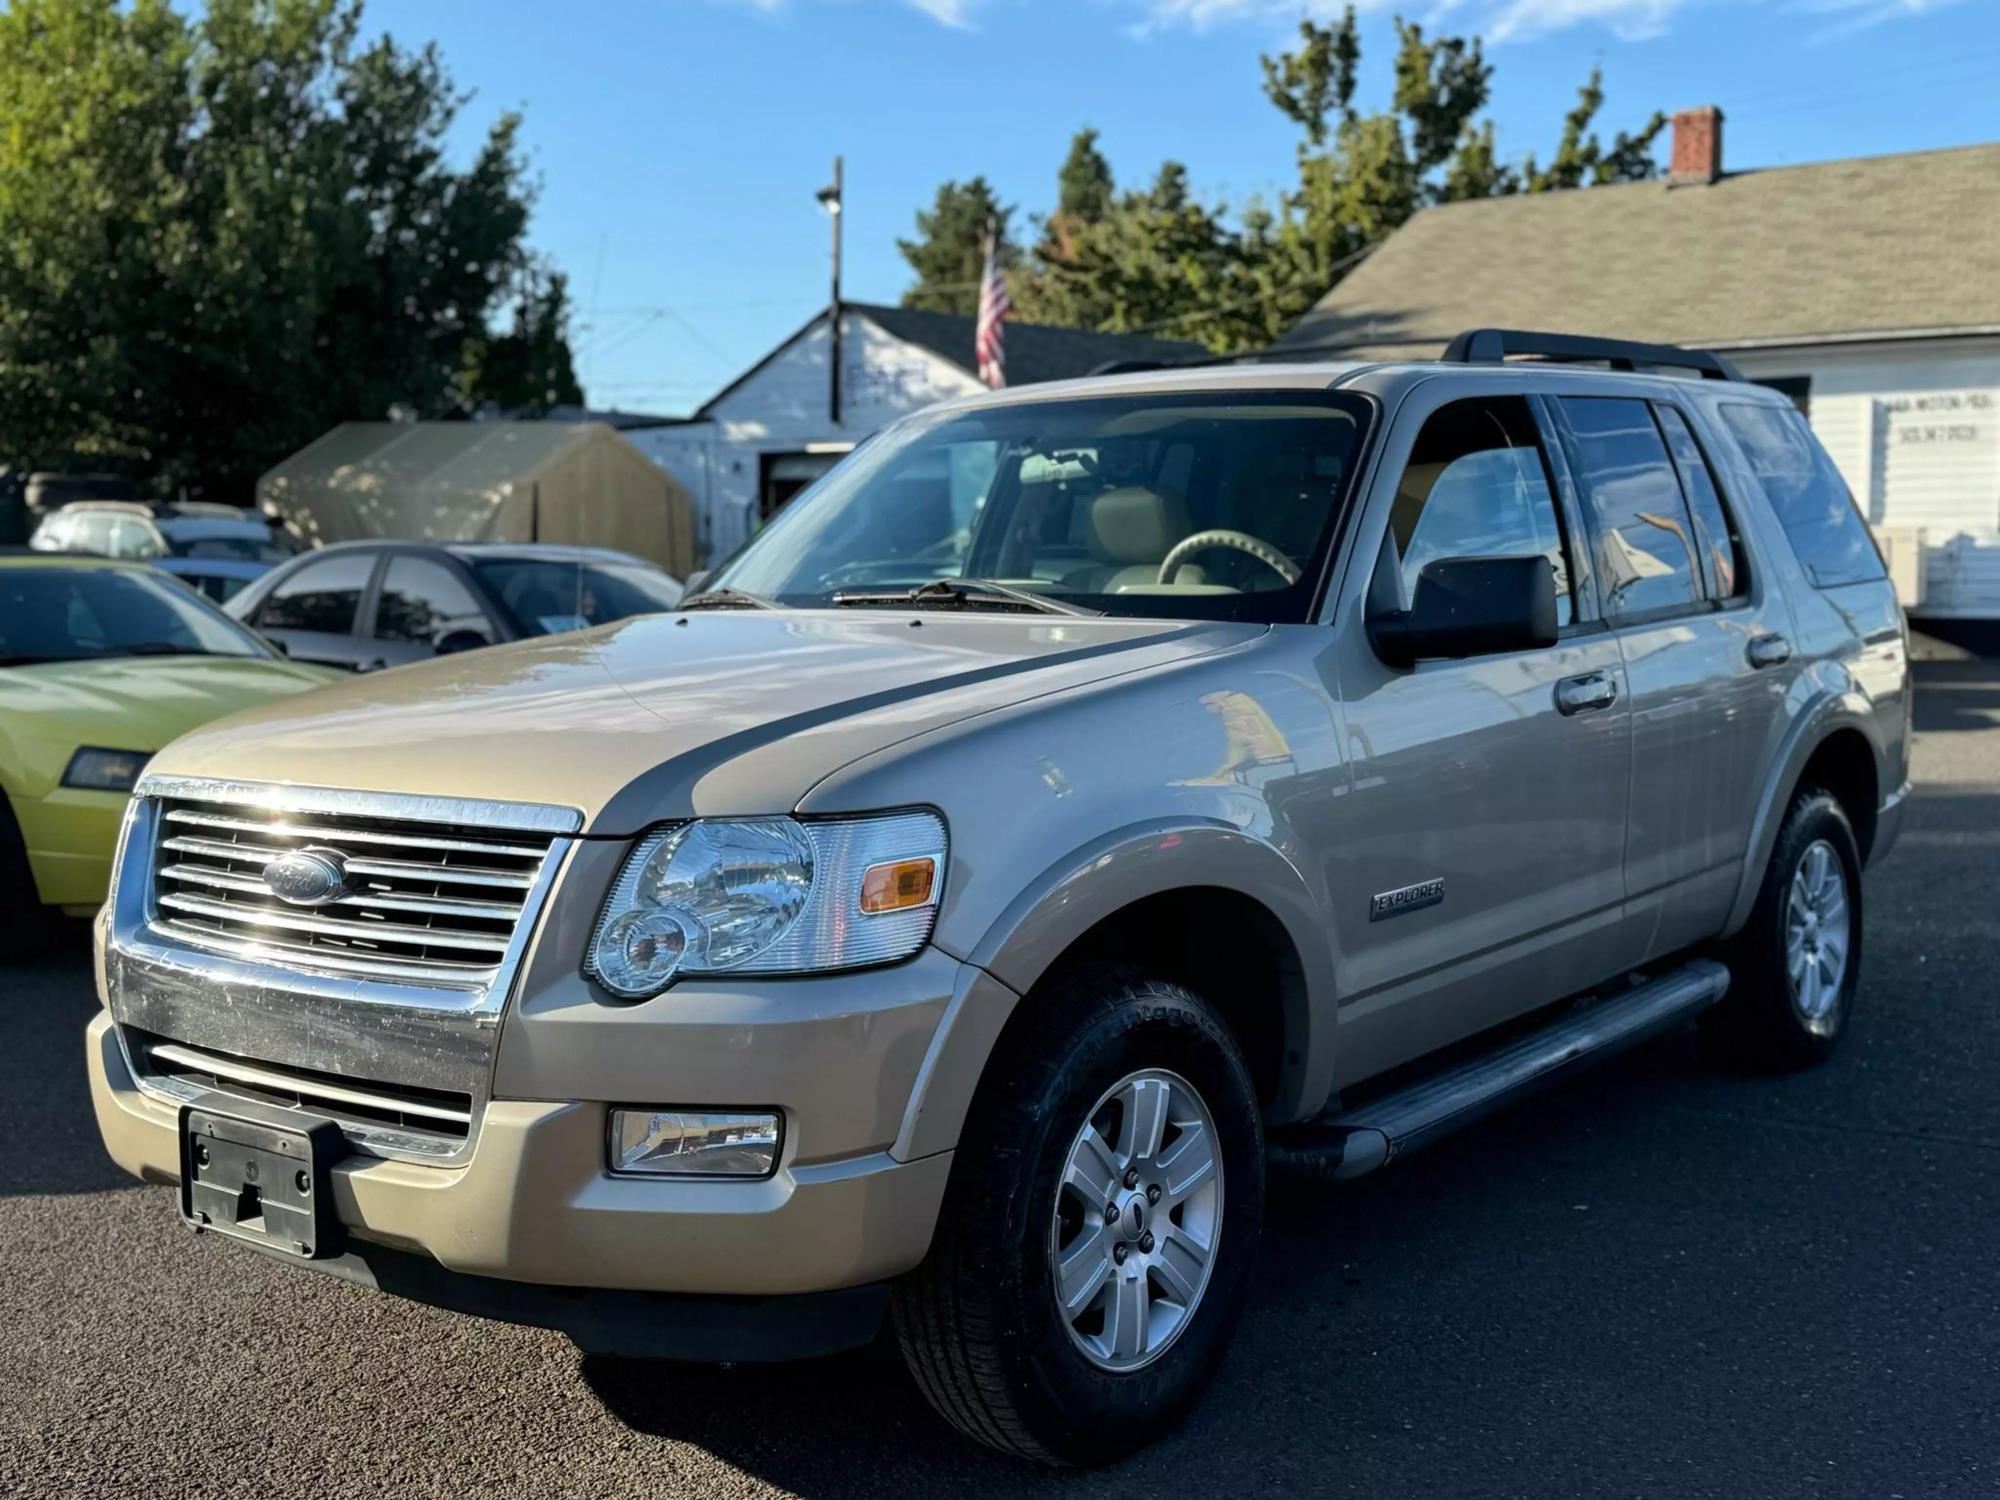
[1669,106,1724,186]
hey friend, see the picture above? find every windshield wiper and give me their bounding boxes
[114,643,235,658]
[830,578,1101,617]
[678,586,780,611]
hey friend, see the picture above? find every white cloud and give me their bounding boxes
[1795,0,1965,42]
[1481,0,1689,42]
[1124,0,1962,42]
[710,0,987,25]
[903,0,981,24]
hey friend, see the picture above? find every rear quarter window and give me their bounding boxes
[1718,403,1885,588]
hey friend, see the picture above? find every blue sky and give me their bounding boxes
[361,0,1997,415]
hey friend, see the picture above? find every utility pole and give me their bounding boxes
[816,156,844,427]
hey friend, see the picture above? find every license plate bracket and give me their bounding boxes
[179,1099,345,1260]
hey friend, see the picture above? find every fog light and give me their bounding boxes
[609,1109,781,1178]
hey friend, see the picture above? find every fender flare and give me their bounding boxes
[1721,684,1889,938]
[892,819,1335,1162]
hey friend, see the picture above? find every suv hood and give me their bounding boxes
[145,611,1261,833]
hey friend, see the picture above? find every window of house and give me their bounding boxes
[1654,405,1745,601]
[258,552,374,634]
[1560,397,1703,619]
[1719,403,1884,588]
[1387,395,1573,626]
[373,557,494,648]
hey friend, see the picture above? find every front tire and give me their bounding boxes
[1711,787,1864,1070]
[892,967,1264,1465]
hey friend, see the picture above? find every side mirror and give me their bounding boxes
[1369,555,1558,668]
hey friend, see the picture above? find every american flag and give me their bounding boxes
[975,222,1009,390]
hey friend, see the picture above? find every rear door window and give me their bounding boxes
[373,557,495,649]
[1654,405,1745,601]
[257,553,374,634]
[1718,403,1885,588]
[1559,397,1702,619]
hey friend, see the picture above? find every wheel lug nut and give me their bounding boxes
[1139,1231,1155,1253]
[1147,1184,1162,1205]
[1123,1168,1139,1189]
[1113,1243,1128,1264]
[1105,1202,1119,1224]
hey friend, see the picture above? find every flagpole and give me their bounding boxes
[817,156,844,426]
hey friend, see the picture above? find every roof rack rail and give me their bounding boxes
[1441,328,1744,382]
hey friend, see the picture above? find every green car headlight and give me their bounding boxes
[62,747,151,793]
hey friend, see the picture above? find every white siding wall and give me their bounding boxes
[628,313,981,565]
[1733,338,2000,618]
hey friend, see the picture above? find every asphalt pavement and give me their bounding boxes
[2,662,1996,1499]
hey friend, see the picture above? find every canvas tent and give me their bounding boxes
[257,422,696,578]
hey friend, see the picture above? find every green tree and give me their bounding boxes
[928,7,1665,354]
[460,268,585,417]
[1014,162,1237,338]
[897,177,1016,316]
[0,0,575,501]
[1521,68,1668,191]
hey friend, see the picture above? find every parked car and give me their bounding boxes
[223,541,686,669]
[30,500,297,569]
[84,331,1909,1464]
[153,556,269,606]
[0,555,337,939]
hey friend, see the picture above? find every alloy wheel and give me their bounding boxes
[1048,1068,1223,1373]
[1785,838,1850,1033]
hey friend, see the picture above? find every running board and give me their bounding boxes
[1269,959,1730,1183]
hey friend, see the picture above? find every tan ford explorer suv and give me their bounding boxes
[88,331,1911,1464]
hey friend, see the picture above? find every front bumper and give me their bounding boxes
[13,785,126,908]
[88,1009,953,1299]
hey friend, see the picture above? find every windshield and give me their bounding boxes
[473,558,686,636]
[0,566,273,666]
[158,521,296,564]
[707,391,1373,621]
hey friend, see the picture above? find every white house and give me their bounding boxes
[1275,110,2000,627]
[627,303,1202,566]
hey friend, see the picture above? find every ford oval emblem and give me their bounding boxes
[261,848,349,907]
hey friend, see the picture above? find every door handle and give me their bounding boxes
[1747,634,1793,669]
[1556,672,1618,716]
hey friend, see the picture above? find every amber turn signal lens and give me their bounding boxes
[859,857,937,914]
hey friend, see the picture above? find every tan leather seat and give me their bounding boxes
[1062,485,1196,593]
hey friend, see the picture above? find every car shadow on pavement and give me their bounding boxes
[1911,660,2000,735]
[0,920,132,1197]
[576,1035,1726,1496]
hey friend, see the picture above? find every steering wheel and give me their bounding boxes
[1158,530,1301,587]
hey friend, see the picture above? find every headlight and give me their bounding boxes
[62,747,150,793]
[585,810,947,998]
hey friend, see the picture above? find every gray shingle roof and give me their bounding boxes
[1277,142,2000,358]
[853,303,1206,385]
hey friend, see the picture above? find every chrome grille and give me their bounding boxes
[150,797,561,989]
[128,1032,472,1161]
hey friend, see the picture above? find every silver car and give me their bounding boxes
[87,330,1909,1464]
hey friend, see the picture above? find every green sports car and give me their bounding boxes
[0,555,337,945]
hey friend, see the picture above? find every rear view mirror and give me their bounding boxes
[1369,555,1558,668]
